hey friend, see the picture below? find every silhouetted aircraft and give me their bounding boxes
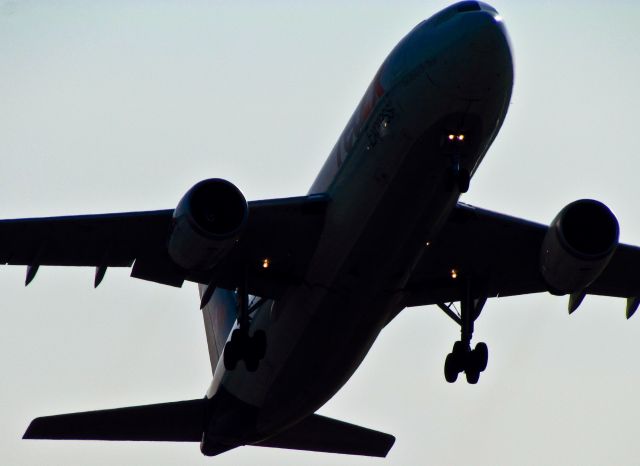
[9,0,639,458]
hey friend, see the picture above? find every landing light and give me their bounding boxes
[262,258,270,269]
[448,134,455,141]
[457,134,465,141]
[450,269,458,279]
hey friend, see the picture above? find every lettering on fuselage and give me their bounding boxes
[335,69,387,168]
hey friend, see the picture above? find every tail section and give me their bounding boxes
[24,395,395,458]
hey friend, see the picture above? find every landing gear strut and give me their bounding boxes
[439,279,488,384]
[223,271,267,372]
[442,132,470,193]
[448,154,470,194]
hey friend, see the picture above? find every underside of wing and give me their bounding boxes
[0,210,173,267]
[406,202,640,310]
[0,182,329,297]
[405,203,548,306]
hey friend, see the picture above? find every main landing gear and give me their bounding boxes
[224,327,266,372]
[223,273,267,373]
[438,279,488,384]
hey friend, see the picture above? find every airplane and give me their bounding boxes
[7,0,640,459]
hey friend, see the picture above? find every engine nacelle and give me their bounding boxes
[540,199,619,295]
[168,178,248,271]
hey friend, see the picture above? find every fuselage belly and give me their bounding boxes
[205,4,513,447]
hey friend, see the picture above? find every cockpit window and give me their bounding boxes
[431,2,482,28]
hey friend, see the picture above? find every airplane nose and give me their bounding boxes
[425,3,513,100]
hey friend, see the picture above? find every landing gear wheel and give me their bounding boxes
[224,328,267,372]
[465,367,480,384]
[473,342,488,372]
[245,355,259,372]
[252,330,267,360]
[445,340,468,383]
[444,353,459,383]
[244,330,267,372]
[230,328,245,348]
[438,282,489,384]
[223,340,237,371]
[224,329,246,371]
[452,341,465,358]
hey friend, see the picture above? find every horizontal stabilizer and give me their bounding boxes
[256,414,395,457]
[23,398,207,442]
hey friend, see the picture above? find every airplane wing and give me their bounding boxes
[404,202,640,310]
[0,194,329,297]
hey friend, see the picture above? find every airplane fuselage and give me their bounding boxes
[203,3,513,453]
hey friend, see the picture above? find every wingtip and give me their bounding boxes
[381,434,396,457]
[23,418,41,439]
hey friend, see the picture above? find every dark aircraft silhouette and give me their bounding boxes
[6,0,639,458]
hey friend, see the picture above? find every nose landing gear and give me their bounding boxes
[438,278,488,384]
[442,132,470,193]
[448,155,471,194]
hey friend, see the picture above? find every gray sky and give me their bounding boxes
[2,1,640,465]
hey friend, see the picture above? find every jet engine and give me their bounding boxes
[540,199,619,295]
[168,178,248,271]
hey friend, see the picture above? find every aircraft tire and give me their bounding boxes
[224,341,238,371]
[474,342,488,372]
[465,368,480,384]
[444,353,459,383]
[245,356,259,372]
[252,330,267,360]
[452,341,465,358]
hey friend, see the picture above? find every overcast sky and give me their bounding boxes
[2,1,640,465]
